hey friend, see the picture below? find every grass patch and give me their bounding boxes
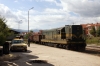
[86,37,100,45]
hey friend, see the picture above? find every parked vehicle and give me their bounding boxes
[10,38,27,52]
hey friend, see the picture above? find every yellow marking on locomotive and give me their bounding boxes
[79,34,82,38]
[41,39,66,44]
[41,39,85,44]
[66,34,83,38]
[66,34,72,37]
[68,42,85,43]
[72,34,77,38]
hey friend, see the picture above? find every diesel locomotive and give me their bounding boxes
[30,25,86,50]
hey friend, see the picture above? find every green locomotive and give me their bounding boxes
[41,25,86,50]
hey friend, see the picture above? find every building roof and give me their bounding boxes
[9,29,20,34]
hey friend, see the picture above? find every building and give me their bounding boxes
[9,29,20,34]
[6,29,20,41]
[81,23,100,37]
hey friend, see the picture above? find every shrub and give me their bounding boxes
[0,16,10,46]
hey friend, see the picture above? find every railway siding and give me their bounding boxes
[87,44,100,50]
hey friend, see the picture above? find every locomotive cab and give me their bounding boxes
[65,25,86,50]
[65,25,86,40]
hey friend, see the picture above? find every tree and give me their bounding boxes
[90,26,96,37]
[24,30,33,39]
[30,30,34,35]
[30,30,33,33]
[96,26,100,37]
[0,16,10,46]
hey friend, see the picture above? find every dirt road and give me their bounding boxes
[4,43,100,66]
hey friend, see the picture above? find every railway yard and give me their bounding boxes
[35,43,100,57]
[0,43,100,66]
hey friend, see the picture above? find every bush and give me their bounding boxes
[0,32,6,46]
[86,37,100,45]
[0,16,10,46]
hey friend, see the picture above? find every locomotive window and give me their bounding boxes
[57,30,60,34]
[69,27,71,33]
[77,27,79,30]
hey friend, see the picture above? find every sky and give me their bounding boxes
[0,0,100,30]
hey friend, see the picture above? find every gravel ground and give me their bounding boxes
[0,43,100,66]
[0,54,20,66]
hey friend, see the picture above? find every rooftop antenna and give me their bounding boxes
[72,22,75,25]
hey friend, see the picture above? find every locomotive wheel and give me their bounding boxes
[74,47,78,51]
[56,44,59,48]
[62,45,65,48]
[81,47,85,51]
[51,43,54,47]
[41,42,43,44]
[60,44,63,48]
[45,42,47,46]
[66,45,70,50]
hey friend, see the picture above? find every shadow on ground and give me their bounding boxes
[0,50,54,66]
[75,48,100,57]
[11,50,32,53]
[83,49,100,56]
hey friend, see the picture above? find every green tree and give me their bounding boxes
[96,26,100,37]
[30,30,34,35]
[24,30,33,39]
[30,30,33,33]
[0,16,10,46]
[24,33,29,39]
[90,26,96,37]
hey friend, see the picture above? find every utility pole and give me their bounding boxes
[28,7,34,35]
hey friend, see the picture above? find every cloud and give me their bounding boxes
[28,8,71,29]
[1,0,100,30]
[36,0,56,2]
[14,0,18,2]
[29,0,33,2]
[44,8,66,14]
[0,4,27,29]
[34,0,61,7]
[61,0,100,17]
[29,14,68,29]
[0,4,17,26]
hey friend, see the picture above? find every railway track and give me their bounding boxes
[86,45,100,51]
[84,45,100,56]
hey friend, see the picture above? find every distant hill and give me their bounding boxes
[10,28,40,33]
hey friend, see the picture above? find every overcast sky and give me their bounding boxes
[0,0,100,30]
